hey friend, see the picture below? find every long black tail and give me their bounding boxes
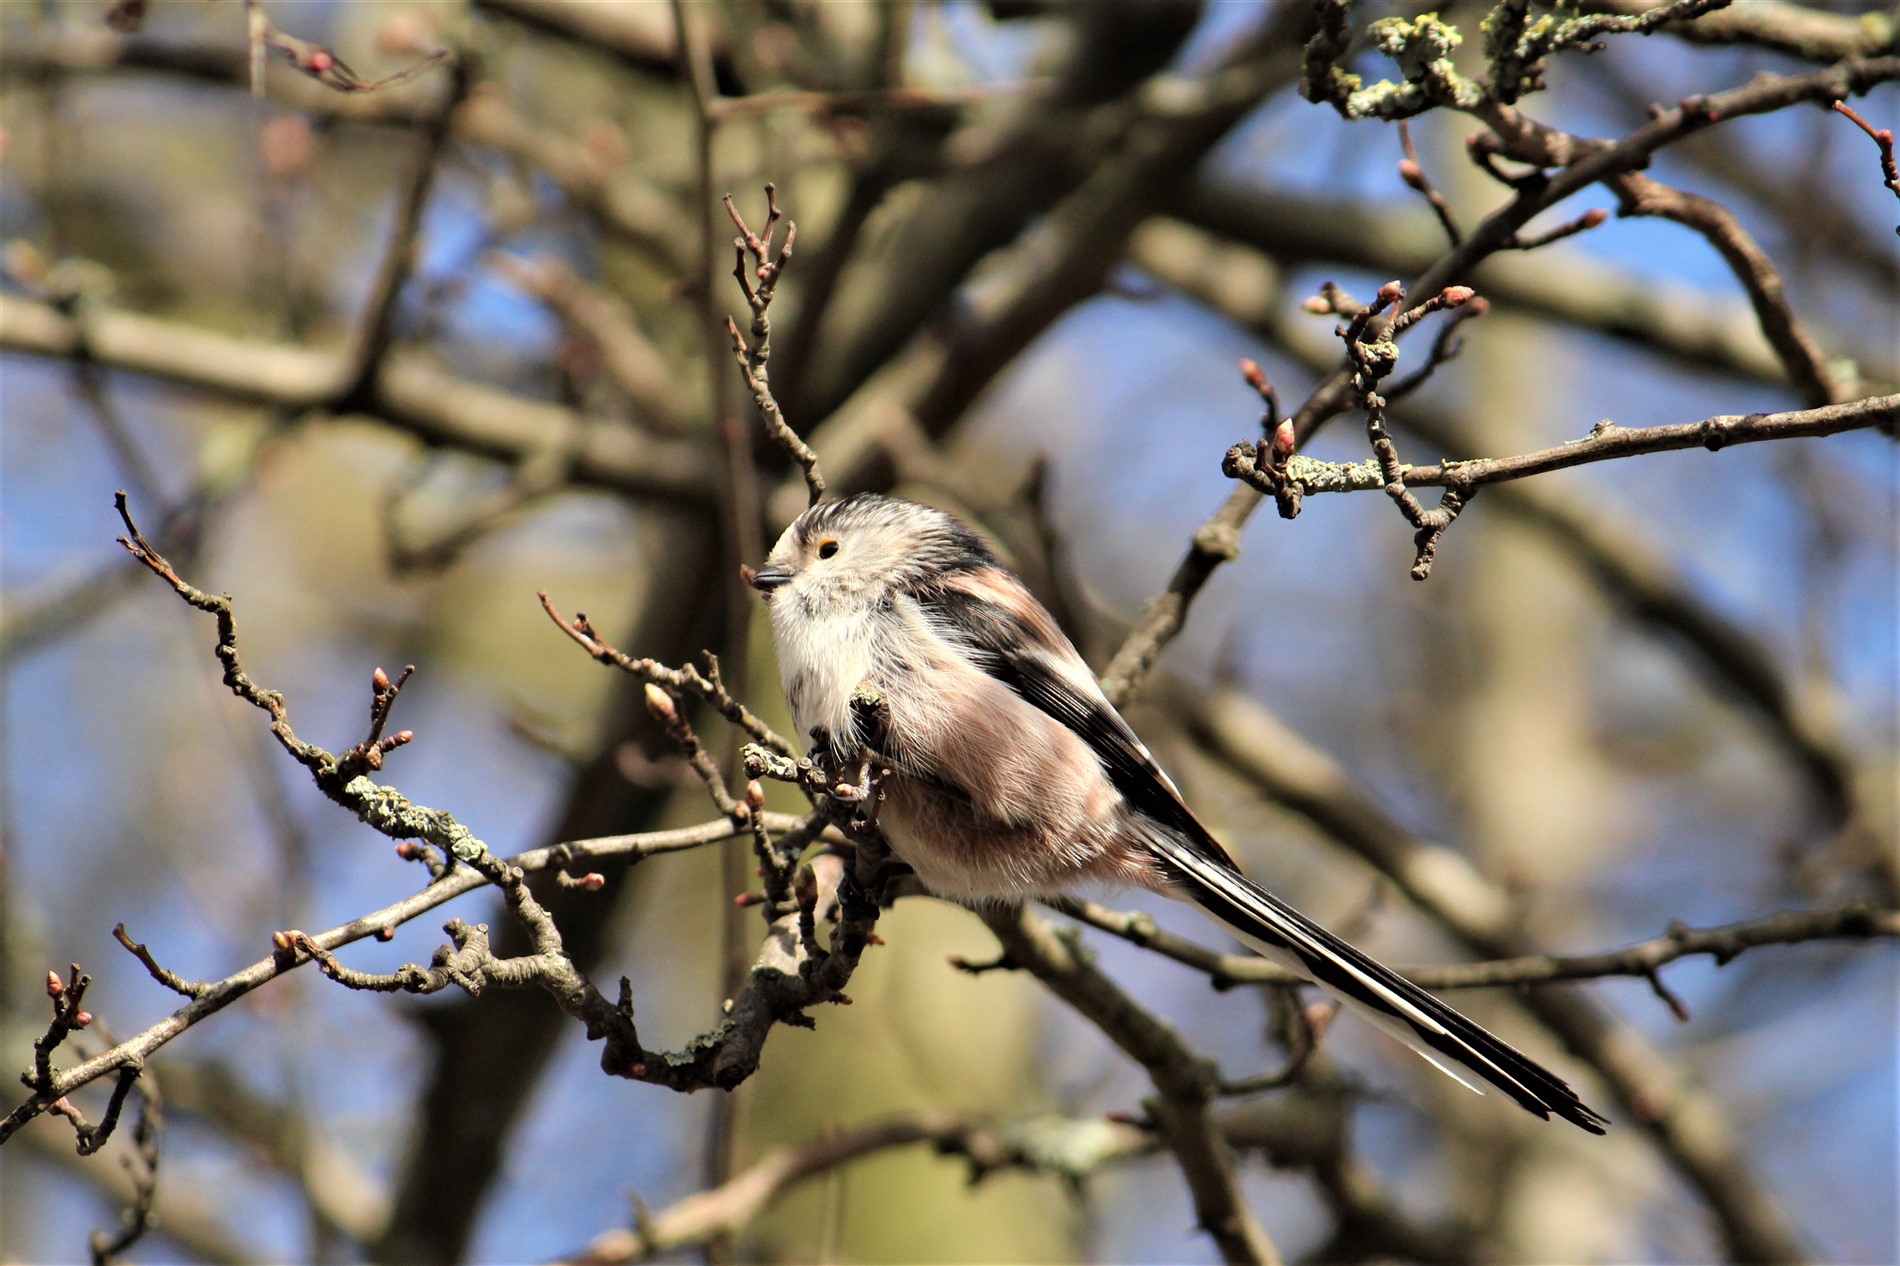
[1151,832,1609,1134]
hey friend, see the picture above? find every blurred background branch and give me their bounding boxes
[3,2,1895,1264]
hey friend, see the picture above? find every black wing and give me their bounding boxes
[913,580,1234,863]
[913,577,1611,1135]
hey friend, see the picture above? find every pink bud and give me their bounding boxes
[392,730,413,745]
[1375,280,1405,308]
[1440,285,1475,307]
[1580,208,1608,229]
[577,873,606,892]
[376,927,396,941]
[271,930,293,951]
[307,49,334,73]
[1397,158,1425,188]
[1301,295,1331,315]
[46,971,63,998]
[1239,359,1267,392]
[1270,418,1297,462]
[373,667,390,691]
[745,780,766,810]
[71,1010,92,1029]
[643,684,677,724]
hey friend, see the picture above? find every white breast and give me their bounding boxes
[769,596,879,751]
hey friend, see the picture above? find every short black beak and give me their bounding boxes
[748,565,792,594]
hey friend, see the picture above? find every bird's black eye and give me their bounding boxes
[817,539,839,559]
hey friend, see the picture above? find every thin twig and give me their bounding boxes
[1,806,837,1144]
[1605,170,1841,405]
[722,184,824,504]
[537,590,795,757]
[1396,121,1461,245]
[557,1108,1151,1263]
[337,55,469,407]
[1052,896,1900,993]
[1226,393,1899,503]
[1831,99,1900,232]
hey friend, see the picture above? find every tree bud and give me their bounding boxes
[1270,418,1297,462]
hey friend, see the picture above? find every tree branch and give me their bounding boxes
[1574,0,1896,62]
[1174,683,1810,1264]
[1226,394,1899,510]
[981,905,1280,1266]
[0,293,718,504]
[1053,895,1899,993]
[561,1108,1153,1263]
[1605,170,1843,406]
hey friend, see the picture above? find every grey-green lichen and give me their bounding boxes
[1306,9,1485,120]
[1282,454,1391,495]
[1484,0,1734,105]
[344,775,488,861]
[1308,0,1736,119]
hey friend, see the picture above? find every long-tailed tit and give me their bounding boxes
[750,493,1607,1133]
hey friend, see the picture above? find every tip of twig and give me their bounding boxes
[1269,418,1297,462]
[643,683,678,724]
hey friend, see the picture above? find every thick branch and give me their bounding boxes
[0,294,717,504]
[1574,0,1896,62]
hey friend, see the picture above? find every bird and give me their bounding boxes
[747,491,1607,1133]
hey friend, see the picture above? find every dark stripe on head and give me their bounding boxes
[797,494,997,580]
